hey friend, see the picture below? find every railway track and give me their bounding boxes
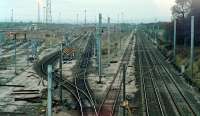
[136,34,165,116]
[97,32,134,116]
[35,32,97,116]
[146,40,197,116]
[136,31,198,116]
[73,32,98,116]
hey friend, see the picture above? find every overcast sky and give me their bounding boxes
[0,0,175,23]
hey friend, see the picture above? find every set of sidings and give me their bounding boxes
[35,32,97,116]
[73,32,98,116]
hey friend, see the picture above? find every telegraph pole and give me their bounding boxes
[46,0,52,23]
[156,24,160,45]
[97,13,102,83]
[84,9,87,25]
[43,7,46,24]
[59,43,63,104]
[121,12,124,32]
[190,16,194,79]
[25,34,29,66]
[153,25,155,43]
[173,19,177,63]
[123,64,126,116]
[14,34,17,75]
[58,12,61,24]
[11,9,14,23]
[117,14,120,31]
[120,13,123,50]
[37,0,41,23]
[77,13,79,25]
[107,17,111,65]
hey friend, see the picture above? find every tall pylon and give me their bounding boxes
[46,0,52,23]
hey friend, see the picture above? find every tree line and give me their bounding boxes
[168,0,200,46]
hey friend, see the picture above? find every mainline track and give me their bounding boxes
[146,39,197,116]
[136,34,165,116]
[136,31,198,116]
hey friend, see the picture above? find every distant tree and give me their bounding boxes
[172,0,192,19]
[191,0,200,15]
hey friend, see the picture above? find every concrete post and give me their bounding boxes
[173,19,177,63]
[190,16,194,78]
[47,65,53,116]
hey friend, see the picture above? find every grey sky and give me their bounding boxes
[0,0,175,23]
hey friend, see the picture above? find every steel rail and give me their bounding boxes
[139,36,165,116]
[148,38,197,116]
